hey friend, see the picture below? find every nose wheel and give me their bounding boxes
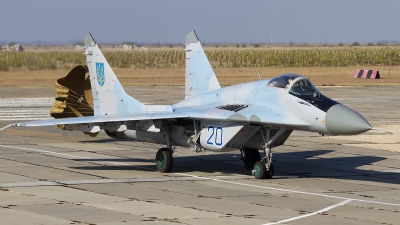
[252,144,274,179]
[253,162,274,179]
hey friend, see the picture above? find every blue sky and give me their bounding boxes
[1,0,399,44]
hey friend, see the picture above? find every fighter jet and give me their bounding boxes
[9,30,373,179]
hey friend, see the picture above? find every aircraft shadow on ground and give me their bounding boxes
[80,138,134,143]
[73,158,153,163]
[69,149,400,185]
[272,149,400,185]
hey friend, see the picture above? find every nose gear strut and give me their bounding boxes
[252,128,287,179]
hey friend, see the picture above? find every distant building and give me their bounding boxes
[75,42,85,50]
[136,46,148,51]
[122,42,135,50]
[6,43,23,52]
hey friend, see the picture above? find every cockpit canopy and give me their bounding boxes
[268,74,320,96]
[268,74,303,89]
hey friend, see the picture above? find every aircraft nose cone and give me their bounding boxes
[325,104,371,135]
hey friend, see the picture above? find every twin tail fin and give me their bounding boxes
[84,34,143,116]
[185,30,221,99]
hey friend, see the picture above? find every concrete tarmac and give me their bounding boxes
[0,86,399,225]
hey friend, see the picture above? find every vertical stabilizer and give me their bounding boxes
[84,33,143,116]
[185,30,221,99]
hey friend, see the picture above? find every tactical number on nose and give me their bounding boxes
[207,126,223,146]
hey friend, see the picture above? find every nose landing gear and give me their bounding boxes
[252,128,286,179]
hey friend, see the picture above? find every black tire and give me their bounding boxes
[156,148,173,173]
[253,161,266,179]
[242,148,261,170]
[265,163,274,179]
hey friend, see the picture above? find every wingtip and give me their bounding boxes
[185,29,199,44]
[84,33,96,47]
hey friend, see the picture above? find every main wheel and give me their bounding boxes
[242,148,261,170]
[253,161,266,179]
[156,148,173,173]
[265,163,274,179]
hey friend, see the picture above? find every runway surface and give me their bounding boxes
[0,86,399,225]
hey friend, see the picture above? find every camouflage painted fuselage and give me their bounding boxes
[14,31,371,153]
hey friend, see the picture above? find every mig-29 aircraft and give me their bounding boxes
[9,30,373,179]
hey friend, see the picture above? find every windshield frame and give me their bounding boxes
[267,74,303,89]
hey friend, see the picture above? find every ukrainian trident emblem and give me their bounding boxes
[96,62,105,86]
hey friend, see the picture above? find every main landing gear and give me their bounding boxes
[251,128,287,179]
[156,148,173,172]
[155,122,175,173]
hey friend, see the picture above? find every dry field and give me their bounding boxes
[0,66,399,87]
[2,46,400,87]
[23,44,400,52]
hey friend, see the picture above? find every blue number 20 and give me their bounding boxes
[207,126,223,146]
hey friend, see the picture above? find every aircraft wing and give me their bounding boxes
[13,112,189,127]
[13,104,307,130]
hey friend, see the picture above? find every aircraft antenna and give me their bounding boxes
[371,127,393,134]
[256,67,261,80]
